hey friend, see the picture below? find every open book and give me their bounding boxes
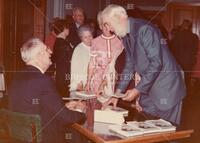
[94,106,128,124]
[108,119,176,138]
[111,93,126,98]
[63,91,97,100]
[145,119,176,132]
[75,91,96,99]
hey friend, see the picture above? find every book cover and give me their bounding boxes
[108,119,176,138]
[94,106,128,124]
[108,124,143,138]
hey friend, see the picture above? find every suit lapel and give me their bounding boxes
[123,18,135,58]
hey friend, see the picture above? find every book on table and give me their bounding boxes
[111,93,126,98]
[94,106,128,124]
[62,91,96,100]
[108,119,176,138]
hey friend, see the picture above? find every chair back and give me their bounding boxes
[0,109,42,143]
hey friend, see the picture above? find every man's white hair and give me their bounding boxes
[97,11,103,30]
[20,38,44,63]
[101,4,127,25]
[102,4,128,37]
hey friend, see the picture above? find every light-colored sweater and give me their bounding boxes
[70,42,91,91]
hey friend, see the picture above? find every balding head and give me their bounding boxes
[21,38,52,73]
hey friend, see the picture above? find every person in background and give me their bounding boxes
[8,38,86,143]
[70,24,93,91]
[170,20,199,94]
[191,39,200,94]
[45,17,60,52]
[86,11,124,103]
[68,7,85,48]
[45,17,60,77]
[53,19,73,97]
[102,4,186,126]
[85,18,98,37]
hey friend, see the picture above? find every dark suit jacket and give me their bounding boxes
[53,38,73,96]
[171,29,199,71]
[68,22,81,48]
[8,65,86,143]
[118,18,186,111]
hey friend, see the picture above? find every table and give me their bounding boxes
[72,122,193,143]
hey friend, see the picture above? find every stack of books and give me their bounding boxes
[94,106,128,124]
[108,119,176,138]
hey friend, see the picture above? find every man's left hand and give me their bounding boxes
[122,88,140,102]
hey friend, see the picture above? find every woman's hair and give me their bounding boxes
[49,17,60,32]
[53,19,70,35]
[77,24,93,38]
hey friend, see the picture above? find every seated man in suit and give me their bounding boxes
[102,5,186,126]
[8,38,86,143]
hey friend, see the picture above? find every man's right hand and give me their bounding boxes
[102,97,118,110]
[101,89,122,109]
[76,82,83,91]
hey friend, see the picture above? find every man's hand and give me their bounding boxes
[76,82,83,91]
[65,101,86,112]
[75,101,86,112]
[101,89,122,109]
[101,97,118,110]
[122,88,140,102]
[65,101,78,110]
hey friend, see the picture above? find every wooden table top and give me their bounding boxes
[72,122,194,143]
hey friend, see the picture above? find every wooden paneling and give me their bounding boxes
[33,0,46,40]
[169,3,200,36]
[3,0,46,84]
[4,0,34,74]
[131,3,200,39]
[0,0,4,65]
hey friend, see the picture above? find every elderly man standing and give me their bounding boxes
[8,38,86,143]
[102,4,186,126]
[68,7,85,48]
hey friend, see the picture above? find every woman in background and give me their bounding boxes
[45,17,60,52]
[53,19,73,96]
[70,25,93,91]
[86,11,124,102]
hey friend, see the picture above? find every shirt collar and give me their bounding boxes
[32,65,45,74]
[75,23,81,28]
[81,42,91,49]
[101,34,115,40]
